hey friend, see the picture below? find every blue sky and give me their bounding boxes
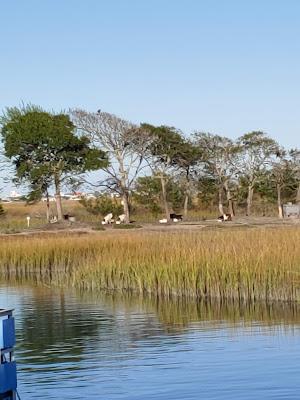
[1,0,300,195]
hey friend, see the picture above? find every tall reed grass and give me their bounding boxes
[0,228,299,302]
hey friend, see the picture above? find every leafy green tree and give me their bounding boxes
[237,131,278,216]
[133,175,184,216]
[0,105,107,221]
[140,124,188,221]
[173,140,201,216]
[268,149,298,218]
[133,175,163,216]
[289,149,300,204]
[196,176,219,208]
[193,133,240,216]
[80,194,123,218]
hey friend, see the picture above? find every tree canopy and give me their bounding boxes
[1,105,107,220]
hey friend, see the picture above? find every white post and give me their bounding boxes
[26,216,31,228]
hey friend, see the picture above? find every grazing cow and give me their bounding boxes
[102,213,113,225]
[217,213,232,222]
[118,214,126,223]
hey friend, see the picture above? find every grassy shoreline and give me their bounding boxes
[1,228,300,302]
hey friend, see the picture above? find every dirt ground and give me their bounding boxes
[1,216,300,238]
[144,216,300,232]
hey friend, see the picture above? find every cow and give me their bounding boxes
[217,213,232,222]
[102,213,114,225]
[170,213,183,222]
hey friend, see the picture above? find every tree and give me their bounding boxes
[133,174,184,216]
[26,168,53,222]
[174,140,201,216]
[71,109,149,224]
[80,194,123,218]
[289,149,300,204]
[237,131,278,216]
[193,133,240,216]
[140,124,188,221]
[0,105,107,221]
[270,149,296,218]
[0,203,5,218]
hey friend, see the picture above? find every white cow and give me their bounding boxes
[116,214,126,225]
[102,213,113,225]
[159,218,168,224]
[118,214,126,222]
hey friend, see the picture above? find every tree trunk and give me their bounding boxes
[118,155,131,224]
[218,184,224,215]
[246,185,254,216]
[183,167,190,217]
[277,184,283,219]
[183,194,189,217]
[160,175,170,221]
[122,192,130,224]
[54,174,63,221]
[296,182,300,204]
[46,191,50,223]
[224,180,234,217]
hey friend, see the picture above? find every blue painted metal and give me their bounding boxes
[1,319,15,349]
[0,363,17,393]
[0,310,16,400]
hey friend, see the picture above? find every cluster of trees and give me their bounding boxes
[0,104,299,223]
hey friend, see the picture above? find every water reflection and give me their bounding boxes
[0,285,300,399]
[87,291,300,330]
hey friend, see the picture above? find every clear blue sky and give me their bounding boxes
[1,0,300,147]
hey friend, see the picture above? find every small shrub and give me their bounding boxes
[113,223,142,230]
[0,204,5,218]
[91,222,105,231]
[80,195,123,217]
[2,228,21,234]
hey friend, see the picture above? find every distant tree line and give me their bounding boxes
[0,104,299,222]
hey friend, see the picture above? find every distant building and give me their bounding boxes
[41,196,56,202]
[8,191,22,202]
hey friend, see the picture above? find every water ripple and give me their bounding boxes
[0,285,300,399]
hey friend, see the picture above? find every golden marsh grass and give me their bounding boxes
[0,228,299,302]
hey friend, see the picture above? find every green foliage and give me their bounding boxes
[91,222,106,231]
[1,105,300,218]
[80,195,123,217]
[0,105,108,200]
[168,180,184,210]
[237,131,279,183]
[0,203,5,218]
[133,176,163,215]
[141,124,185,163]
[197,177,219,206]
[193,132,240,182]
[113,224,142,229]
[133,175,184,214]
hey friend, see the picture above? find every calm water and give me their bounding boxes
[1,285,300,399]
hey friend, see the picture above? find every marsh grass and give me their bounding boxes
[0,228,300,302]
